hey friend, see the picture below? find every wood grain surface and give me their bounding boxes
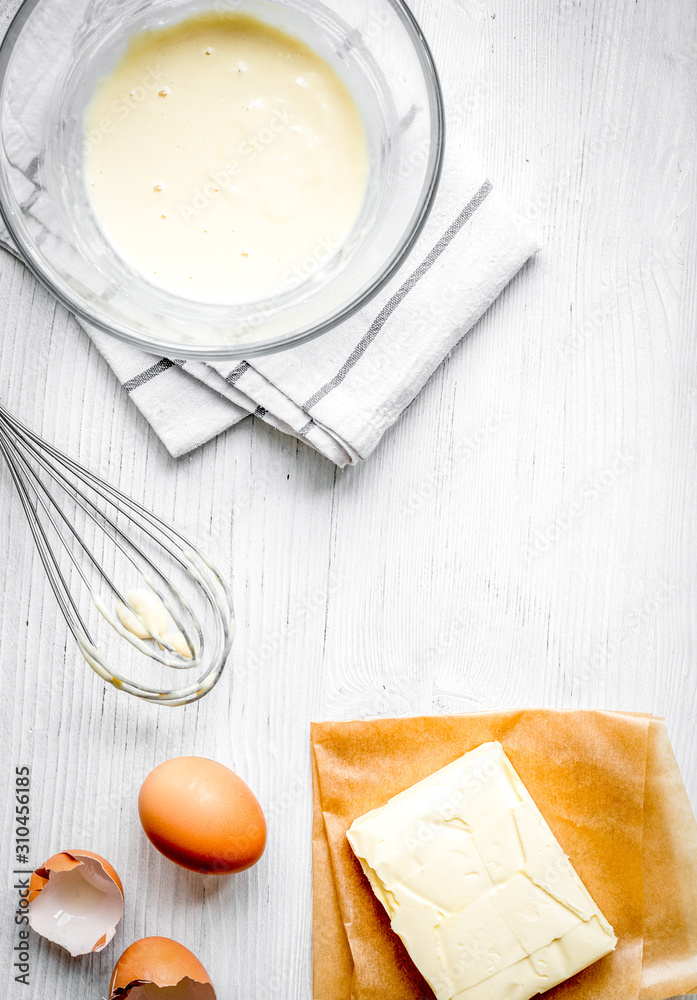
[1,0,696,997]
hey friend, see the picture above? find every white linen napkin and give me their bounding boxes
[0,0,540,466]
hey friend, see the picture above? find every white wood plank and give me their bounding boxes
[1,0,695,997]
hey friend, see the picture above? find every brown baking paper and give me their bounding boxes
[311,710,697,1000]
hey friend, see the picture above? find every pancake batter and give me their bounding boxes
[85,12,369,303]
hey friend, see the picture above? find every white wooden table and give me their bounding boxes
[1,0,695,996]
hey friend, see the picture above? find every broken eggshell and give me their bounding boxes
[28,849,124,957]
[109,937,217,999]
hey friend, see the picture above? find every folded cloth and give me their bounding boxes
[0,0,540,466]
[311,710,697,1000]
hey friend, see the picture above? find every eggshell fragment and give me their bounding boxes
[109,937,216,999]
[138,756,267,874]
[28,849,124,956]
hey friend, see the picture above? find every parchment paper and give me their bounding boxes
[311,710,697,1000]
[641,718,697,998]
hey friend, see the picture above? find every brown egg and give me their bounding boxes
[109,936,216,998]
[138,756,267,874]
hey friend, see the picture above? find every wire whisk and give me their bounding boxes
[0,401,234,706]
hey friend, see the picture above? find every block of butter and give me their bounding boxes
[346,742,617,1000]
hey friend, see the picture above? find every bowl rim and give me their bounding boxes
[0,0,445,362]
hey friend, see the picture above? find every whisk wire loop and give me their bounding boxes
[0,401,234,706]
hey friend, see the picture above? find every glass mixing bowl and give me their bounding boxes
[0,0,444,360]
